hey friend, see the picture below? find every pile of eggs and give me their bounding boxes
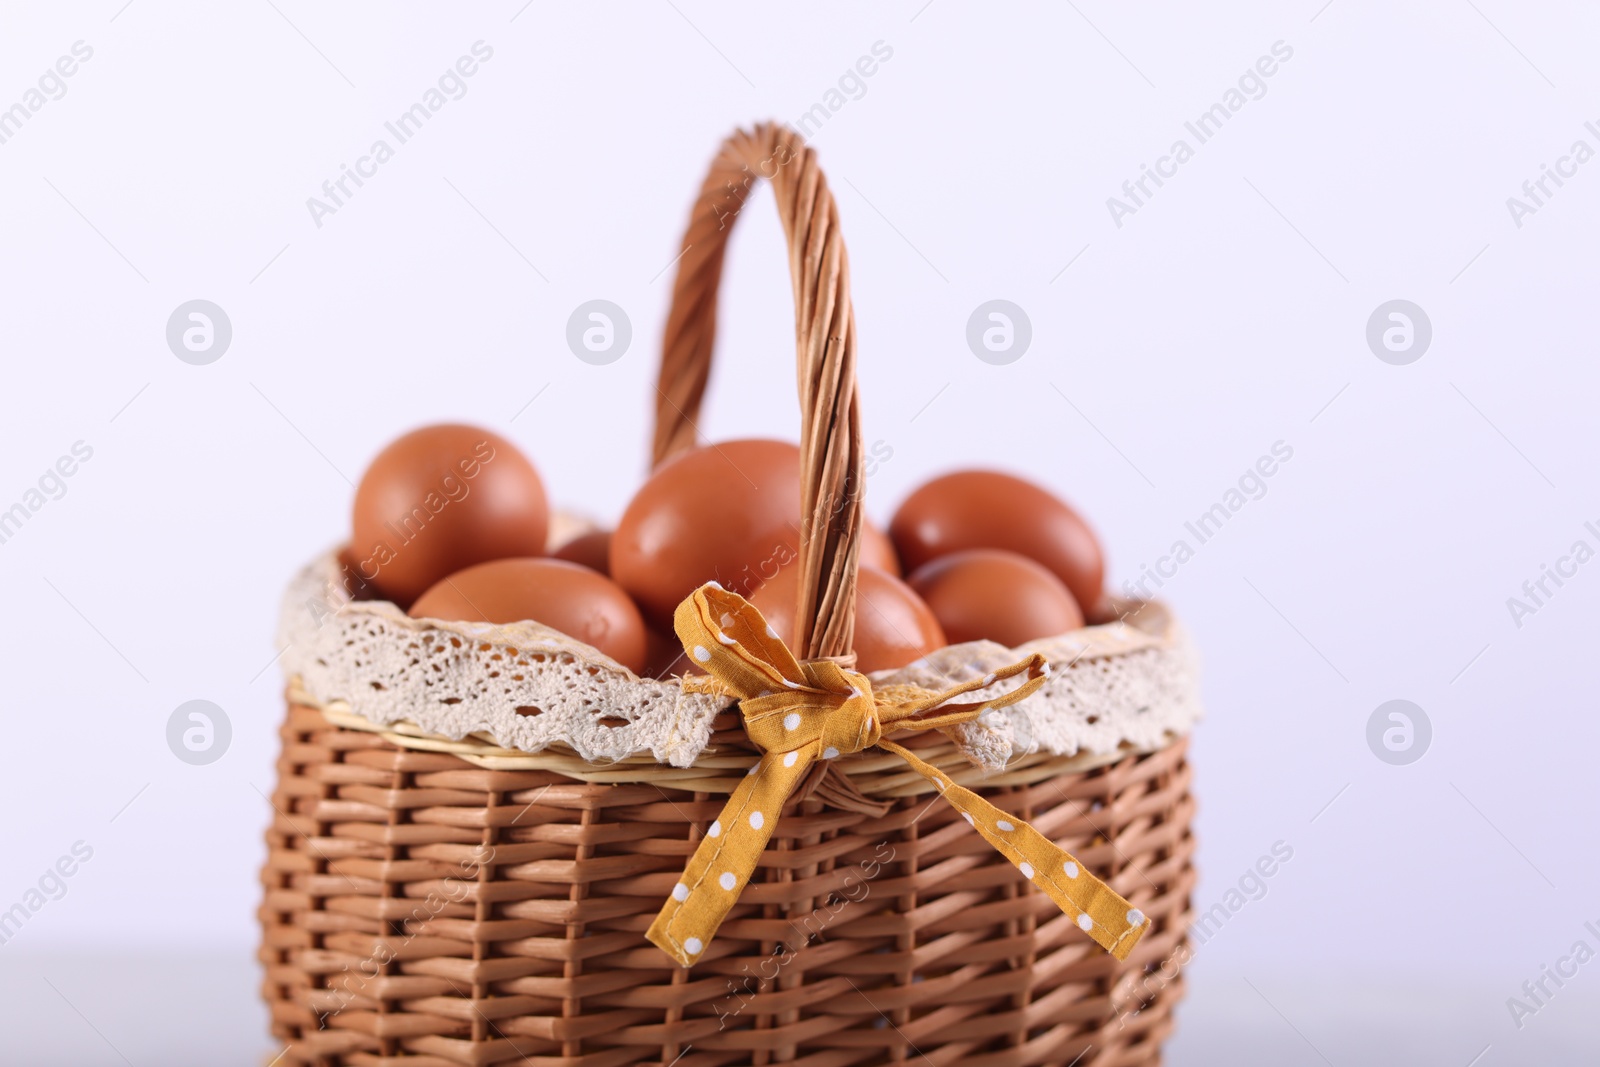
[343,424,1107,679]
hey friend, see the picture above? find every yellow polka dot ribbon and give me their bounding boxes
[646,582,1152,967]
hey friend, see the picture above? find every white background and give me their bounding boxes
[1,2,1596,1063]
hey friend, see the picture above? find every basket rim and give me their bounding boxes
[280,546,1202,772]
[292,693,1189,797]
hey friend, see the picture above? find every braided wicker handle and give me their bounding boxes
[653,123,863,662]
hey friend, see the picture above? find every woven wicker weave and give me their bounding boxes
[259,123,1197,1065]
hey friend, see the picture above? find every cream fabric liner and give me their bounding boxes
[279,548,1203,770]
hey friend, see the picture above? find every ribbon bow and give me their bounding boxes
[646,582,1151,966]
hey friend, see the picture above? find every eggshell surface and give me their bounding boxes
[611,439,802,625]
[409,558,646,673]
[889,470,1104,612]
[861,521,901,576]
[552,530,612,576]
[908,548,1083,647]
[751,563,945,674]
[351,424,549,605]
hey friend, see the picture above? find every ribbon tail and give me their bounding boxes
[880,740,1151,961]
[647,746,817,966]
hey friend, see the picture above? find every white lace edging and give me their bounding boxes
[278,550,1202,770]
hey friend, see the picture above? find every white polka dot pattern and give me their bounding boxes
[647,582,1148,969]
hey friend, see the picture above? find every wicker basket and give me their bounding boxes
[259,123,1197,1066]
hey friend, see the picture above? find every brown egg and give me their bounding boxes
[335,545,381,601]
[861,521,901,577]
[908,549,1083,647]
[545,512,595,553]
[642,624,696,680]
[889,470,1104,612]
[752,563,945,674]
[409,558,646,673]
[611,439,802,625]
[352,424,548,605]
[552,530,612,576]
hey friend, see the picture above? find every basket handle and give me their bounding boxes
[652,123,863,662]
